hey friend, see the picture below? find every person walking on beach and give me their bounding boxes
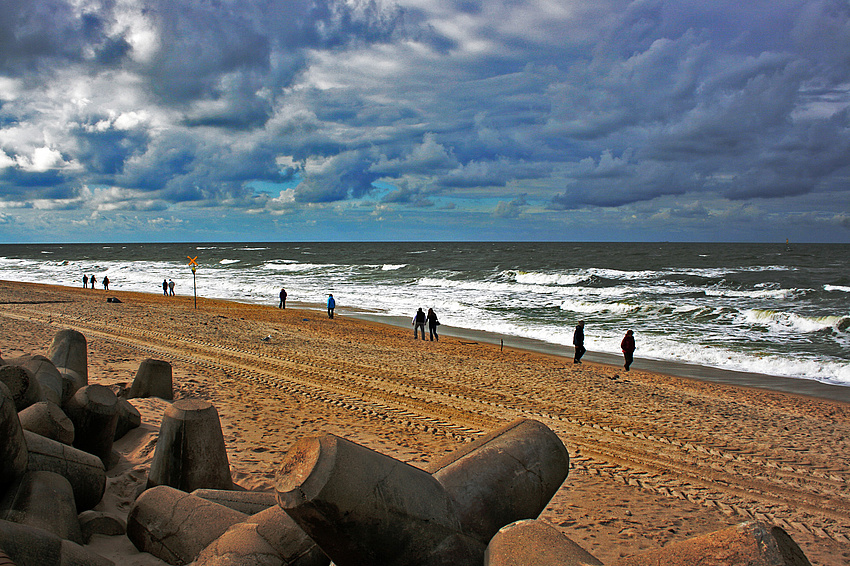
[573,320,586,364]
[327,294,335,318]
[162,279,168,296]
[413,308,426,340]
[82,274,88,288]
[427,308,440,341]
[621,329,636,371]
[168,279,175,296]
[90,275,96,289]
[279,287,287,309]
[102,276,109,291]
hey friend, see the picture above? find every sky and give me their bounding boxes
[1,0,850,243]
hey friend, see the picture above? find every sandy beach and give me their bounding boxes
[1,280,848,565]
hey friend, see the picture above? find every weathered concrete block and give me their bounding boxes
[0,518,113,566]
[113,398,141,441]
[484,519,602,566]
[191,488,277,516]
[146,399,233,492]
[8,356,62,406]
[0,471,83,544]
[430,418,570,544]
[0,383,28,496]
[127,485,247,565]
[195,505,329,566]
[77,510,126,543]
[127,359,173,400]
[58,369,86,406]
[23,430,106,512]
[64,385,119,466]
[0,366,41,412]
[613,521,812,566]
[47,329,88,385]
[17,401,74,445]
[275,434,485,566]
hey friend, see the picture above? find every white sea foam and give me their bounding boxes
[382,264,407,270]
[219,259,241,264]
[825,285,850,293]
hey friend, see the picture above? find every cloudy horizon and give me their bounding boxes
[1,0,849,243]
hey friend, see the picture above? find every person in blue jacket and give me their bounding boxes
[327,294,335,318]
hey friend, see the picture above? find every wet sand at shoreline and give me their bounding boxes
[1,280,848,565]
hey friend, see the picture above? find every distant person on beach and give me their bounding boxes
[279,287,287,309]
[573,320,586,364]
[102,276,109,291]
[168,279,175,296]
[327,294,335,318]
[621,329,636,371]
[162,279,168,296]
[90,275,96,289]
[413,307,426,340]
[82,275,88,288]
[427,308,440,341]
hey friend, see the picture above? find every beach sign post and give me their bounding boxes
[188,256,198,309]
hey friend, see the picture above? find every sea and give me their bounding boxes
[0,242,848,389]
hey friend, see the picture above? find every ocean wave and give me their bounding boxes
[704,287,796,299]
[559,299,640,315]
[382,264,407,271]
[825,285,850,293]
[219,259,241,265]
[504,270,588,286]
[743,309,850,333]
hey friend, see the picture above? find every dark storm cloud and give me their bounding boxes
[1,0,849,240]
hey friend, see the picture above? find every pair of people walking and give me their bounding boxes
[413,308,439,341]
[573,320,637,371]
[162,279,175,296]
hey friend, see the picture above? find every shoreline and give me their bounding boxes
[3,278,848,403]
[342,311,850,404]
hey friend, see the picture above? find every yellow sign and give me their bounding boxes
[187,256,198,267]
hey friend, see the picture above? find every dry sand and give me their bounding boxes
[1,280,848,565]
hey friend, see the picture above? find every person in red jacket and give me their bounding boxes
[621,329,636,371]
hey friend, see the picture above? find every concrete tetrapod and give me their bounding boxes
[7,356,63,406]
[17,401,75,445]
[195,505,330,566]
[0,518,113,566]
[127,485,248,565]
[23,430,106,511]
[0,383,28,496]
[0,366,41,412]
[430,418,570,544]
[0,470,84,544]
[275,434,485,566]
[484,519,602,566]
[127,359,173,400]
[191,488,278,515]
[613,521,812,566]
[63,384,119,467]
[113,398,141,441]
[47,329,88,385]
[146,399,233,491]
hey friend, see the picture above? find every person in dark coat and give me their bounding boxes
[426,308,440,341]
[102,276,109,291]
[279,288,287,309]
[162,279,168,296]
[90,275,96,289]
[412,308,426,340]
[621,329,636,371]
[83,274,88,288]
[327,294,335,318]
[573,320,586,364]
